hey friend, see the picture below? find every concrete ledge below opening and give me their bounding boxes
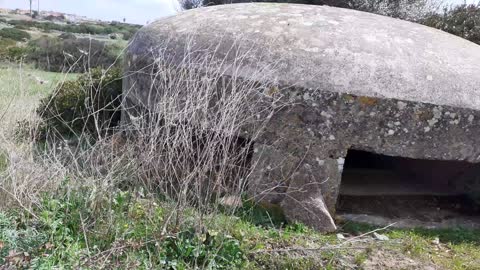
[336,150,480,229]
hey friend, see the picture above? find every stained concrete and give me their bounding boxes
[135,3,480,111]
[123,3,480,232]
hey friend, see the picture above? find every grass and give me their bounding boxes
[0,63,76,96]
[0,150,7,173]
[0,63,77,131]
[341,221,480,269]
[0,189,343,269]
[1,187,478,269]
[0,61,479,268]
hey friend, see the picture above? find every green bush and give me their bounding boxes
[161,228,244,269]
[0,38,16,46]
[7,20,37,29]
[27,36,119,72]
[58,32,76,40]
[37,67,123,137]
[7,19,141,37]
[422,4,480,45]
[0,28,31,41]
[0,38,30,62]
[0,149,8,173]
[5,46,30,62]
[13,24,29,30]
[121,28,137,40]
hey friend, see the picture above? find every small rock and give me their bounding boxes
[219,195,243,208]
[373,232,389,241]
[468,115,475,123]
[397,101,407,110]
[432,237,440,245]
[336,233,345,240]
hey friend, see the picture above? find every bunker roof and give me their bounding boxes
[137,3,480,110]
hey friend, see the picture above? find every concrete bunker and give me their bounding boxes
[124,3,480,232]
[337,150,480,228]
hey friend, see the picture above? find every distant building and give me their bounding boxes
[42,11,64,17]
[63,13,89,23]
[12,9,31,16]
[40,11,66,22]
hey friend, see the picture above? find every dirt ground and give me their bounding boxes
[362,248,439,270]
[337,195,480,229]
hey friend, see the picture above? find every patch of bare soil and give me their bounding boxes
[363,248,439,270]
[253,235,444,269]
[337,195,480,229]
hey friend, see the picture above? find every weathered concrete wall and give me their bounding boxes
[123,3,480,232]
[130,3,480,111]
[249,90,480,231]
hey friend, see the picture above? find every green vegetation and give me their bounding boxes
[1,7,480,270]
[1,46,30,62]
[0,190,239,268]
[423,3,480,45]
[37,67,122,137]
[13,24,29,30]
[341,222,480,269]
[1,188,479,269]
[0,65,77,98]
[0,188,335,269]
[27,35,121,72]
[0,150,7,173]
[0,24,123,71]
[7,20,140,41]
[58,32,76,40]
[0,36,33,63]
[0,65,78,142]
[0,27,31,41]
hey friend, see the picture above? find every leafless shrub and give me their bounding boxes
[0,35,289,231]
[120,37,289,224]
[0,46,127,212]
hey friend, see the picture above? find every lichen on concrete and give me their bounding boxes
[123,3,480,232]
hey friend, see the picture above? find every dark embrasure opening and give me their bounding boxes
[336,150,480,227]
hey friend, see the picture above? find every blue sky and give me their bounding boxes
[0,0,476,25]
[0,0,179,25]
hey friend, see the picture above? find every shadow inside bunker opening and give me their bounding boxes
[335,149,480,244]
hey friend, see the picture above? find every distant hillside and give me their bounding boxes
[0,8,140,73]
[0,7,141,26]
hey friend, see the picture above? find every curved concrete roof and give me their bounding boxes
[134,3,480,111]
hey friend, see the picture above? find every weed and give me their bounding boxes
[0,149,7,173]
[27,36,120,72]
[8,20,141,40]
[37,67,122,138]
[0,28,31,41]
[354,251,368,266]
